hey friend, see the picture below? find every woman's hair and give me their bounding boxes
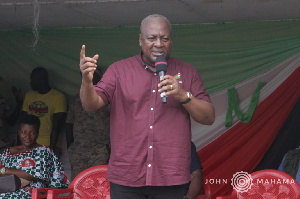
[19,114,41,132]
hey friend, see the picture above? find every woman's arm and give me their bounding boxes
[3,167,36,181]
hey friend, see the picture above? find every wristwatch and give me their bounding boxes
[0,167,6,175]
[180,92,192,104]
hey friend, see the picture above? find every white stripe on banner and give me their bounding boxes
[192,53,300,151]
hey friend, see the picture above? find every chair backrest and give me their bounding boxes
[235,169,300,199]
[70,165,110,199]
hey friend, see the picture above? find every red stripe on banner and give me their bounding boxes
[198,66,300,198]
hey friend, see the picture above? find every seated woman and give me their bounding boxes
[0,114,69,198]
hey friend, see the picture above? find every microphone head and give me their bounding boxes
[155,56,167,72]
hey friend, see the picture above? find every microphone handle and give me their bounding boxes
[159,71,167,104]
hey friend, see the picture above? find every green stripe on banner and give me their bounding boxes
[225,82,266,127]
[0,21,299,102]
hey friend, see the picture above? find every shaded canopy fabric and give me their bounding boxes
[1,20,300,100]
[1,0,300,31]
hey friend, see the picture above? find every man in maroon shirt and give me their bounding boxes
[79,14,215,199]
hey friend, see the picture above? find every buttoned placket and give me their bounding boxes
[146,72,158,185]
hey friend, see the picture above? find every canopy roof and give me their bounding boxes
[1,0,300,31]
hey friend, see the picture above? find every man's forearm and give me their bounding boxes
[183,98,215,125]
[50,129,59,150]
[80,80,105,112]
[186,170,204,199]
[66,124,74,148]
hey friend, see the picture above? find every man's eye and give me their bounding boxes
[162,38,169,42]
[148,37,156,41]
[30,132,35,135]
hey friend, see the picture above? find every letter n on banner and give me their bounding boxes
[225,82,266,127]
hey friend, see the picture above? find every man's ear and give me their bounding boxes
[139,34,142,47]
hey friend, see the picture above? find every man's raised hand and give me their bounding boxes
[79,45,99,83]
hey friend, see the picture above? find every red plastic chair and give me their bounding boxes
[49,165,109,199]
[196,183,211,199]
[31,165,110,199]
[216,169,300,199]
[31,187,56,199]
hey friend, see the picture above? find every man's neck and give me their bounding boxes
[147,65,156,72]
[140,51,156,72]
[38,86,51,94]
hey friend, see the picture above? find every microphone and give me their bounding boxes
[155,56,167,104]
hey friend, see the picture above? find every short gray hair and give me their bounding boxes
[140,14,172,34]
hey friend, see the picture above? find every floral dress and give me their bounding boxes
[0,146,69,199]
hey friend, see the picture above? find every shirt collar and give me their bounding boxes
[138,51,155,72]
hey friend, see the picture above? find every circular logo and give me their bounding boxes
[231,171,253,193]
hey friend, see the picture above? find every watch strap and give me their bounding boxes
[180,98,191,104]
[180,92,192,104]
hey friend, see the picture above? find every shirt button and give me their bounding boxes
[154,73,157,76]
[150,126,153,129]
[152,90,155,93]
[148,164,151,167]
[151,108,154,111]
[149,146,152,148]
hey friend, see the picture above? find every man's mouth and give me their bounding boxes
[152,51,164,57]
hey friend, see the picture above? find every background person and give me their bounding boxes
[66,67,110,180]
[0,85,23,151]
[79,14,215,199]
[0,114,69,199]
[278,146,300,185]
[184,141,204,199]
[22,67,67,157]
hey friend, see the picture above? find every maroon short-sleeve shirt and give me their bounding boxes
[94,54,211,187]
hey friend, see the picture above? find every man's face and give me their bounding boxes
[139,18,172,68]
[30,76,40,91]
[30,73,44,91]
[25,160,32,167]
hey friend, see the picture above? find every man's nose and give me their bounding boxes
[154,38,163,47]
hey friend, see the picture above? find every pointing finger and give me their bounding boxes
[80,45,86,59]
